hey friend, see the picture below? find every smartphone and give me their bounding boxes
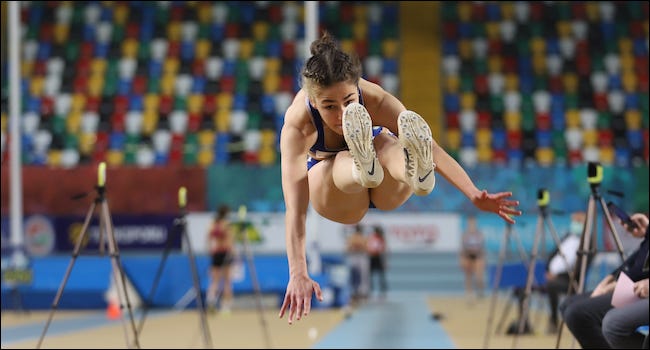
[607,201,638,229]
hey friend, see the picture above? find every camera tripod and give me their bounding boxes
[554,162,627,349]
[36,163,140,349]
[134,187,213,349]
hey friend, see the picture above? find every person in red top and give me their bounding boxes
[367,225,388,300]
[206,205,235,314]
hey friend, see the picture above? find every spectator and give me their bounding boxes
[346,224,369,305]
[459,215,486,303]
[367,225,388,300]
[559,212,649,348]
[205,205,236,315]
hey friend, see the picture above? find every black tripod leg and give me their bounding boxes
[36,201,96,349]
[182,221,214,349]
[102,202,141,349]
[136,219,180,336]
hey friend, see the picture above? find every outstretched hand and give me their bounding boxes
[279,275,323,325]
[472,190,521,224]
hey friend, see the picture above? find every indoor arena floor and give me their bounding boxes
[1,291,577,349]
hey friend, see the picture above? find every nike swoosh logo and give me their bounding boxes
[367,159,375,175]
[418,170,432,183]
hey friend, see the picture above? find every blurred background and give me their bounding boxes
[0,0,648,326]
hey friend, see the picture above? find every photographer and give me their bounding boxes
[559,212,649,349]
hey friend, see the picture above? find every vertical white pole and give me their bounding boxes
[8,2,24,251]
[304,1,318,58]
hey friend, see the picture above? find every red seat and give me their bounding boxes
[593,93,609,111]
[488,39,502,55]
[126,22,140,39]
[111,112,126,132]
[159,95,174,115]
[443,22,458,39]
[446,111,460,128]
[167,41,181,58]
[204,95,217,115]
[597,129,613,147]
[192,59,206,76]
[507,130,522,149]
[113,95,130,115]
[80,42,94,60]
[85,96,101,113]
[132,75,148,95]
[548,76,563,93]
[535,112,551,131]
[477,111,491,128]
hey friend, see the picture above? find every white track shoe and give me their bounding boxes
[398,110,436,196]
[343,103,384,188]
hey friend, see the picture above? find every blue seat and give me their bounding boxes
[443,93,461,113]
[625,92,639,110]
[129,94,143,111]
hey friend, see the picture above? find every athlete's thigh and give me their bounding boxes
[308,158,370,224]
[368,170,412,210]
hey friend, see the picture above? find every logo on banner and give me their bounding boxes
[24,215,55,256]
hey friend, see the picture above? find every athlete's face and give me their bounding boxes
[310,82,359,135]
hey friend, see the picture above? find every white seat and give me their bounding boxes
[579,108,598,129]
[60,148,80,168]
[55,93,72,115]
[514,2,530,23]
[181,21,198,42]
[546,54,563,76]
[582,146,600,164]
[152,129,172,153]
[44,75,62,97]
[472,38,488,59]
[83,3,101,24]
[174,74,193,96]
[559,37,576,60]
[599,2,616,22]
[591,71,609,93]
[118,58,137,80]
[33,129,52,154]
[281,21,298,41]
[282,2,300,22]
[533,90,551,113]
[22,111,40,135]
[571,20,588,41]
[367,3,383,23]
[381,74,399,96]
[169,110,188,135]
[504,91,521,112]
[136,144,155,167]
[211,2,229,24]
[499,20,516,43]
[243,129,262,152]
[564,128,583,150]
[248,56,266,80]
[274,92,294,116]
[23,40,38,61]
[607,90,625,114]
[604,54,620,75]
[205,57,224,80]
[96,22,113,44]
[125,111,143,135]
[460,147,478,168]
[222,39,240,60]
[488,73,505,94]
[150,38,169,61]
[47,57,65,76]
[364,56,383,77]
[81,111,100,133]
[229,110,249,135]
[442,55,460,76]
[55,4,73,24]
[459,109,477,132]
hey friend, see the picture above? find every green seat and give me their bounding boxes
[183,133,199,165]
[50,115,67,136]
[227,3,241,22]
[564,94,579,110]
[490,95,505,114]
[147,77,161,94]
[64,132,78,150]
[556,2,571,20]
[368,40,382,56]
[473,58,487,75]
[174,96,187,111]
[197,23,210,39]
[339,23,353,40]
[253,41,267,56]
[517,40,530,56]
[441,3,458,21]
[247,112,262,130]
[533,75,548,91]
[597,111,611,129]
[111,24,125,45]
[460,73,474,93]
[138,41,151,61]
[65,42,80,62]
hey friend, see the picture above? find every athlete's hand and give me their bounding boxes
[472,190,521,224]
[279,275,323,324]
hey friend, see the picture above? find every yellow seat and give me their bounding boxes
[460,92,476,110]
[258,146,277,166]
[196,3,212,23]
[195,39,211,60]
[142,110,159,136]
[382,39,399,59]
[29,76,44,97]
[488,55,502,73]
[476,145,493,163]
[47,149,62,167]
[70,93,86,113]
[353,21,367,40]
[263,74,280,94]
[504,110,521,131]
[214,109,231,133]
[79,132,97,156]
[198,129,216,147]
[106,149,124,166]
[216,92,233,111]
[532,52,546,75]
[599,145,615,165]
[167,21,182,41]
[530,37,546,55]
[122,38,139,58]
[476,128,492,148]
[618,38,633,55]
[239,39,254,59]
[563,73,578,94]
[197,148,214,167]
[54,23,69,44]
[252,21,269,41]
[457,2,472,22]
[144,94,160,112]
[445,128,461,151]
[565,109,581,128]
[163,58,180,75]
[187,94,205,114]
[113,4,130,25]
[500,2,514,20]
[66,110,82,134]
[340,39,354,55]
[585,2,600,22]
[505,73,519,92]
[458,39,473,61]
[91,58,107,76]
[535,147,555,166]
[485,22,500,40]
[582,129,598,147]
[445,75,460,93]
[265,58,281,74]
[260,129,276,147]
[160,73,177,95]
[622,71,637,93]
[619,53,635,73]
[625,110,642,130]
[22,61,33,77]
[87,75,104,97]
[556,21,571,38]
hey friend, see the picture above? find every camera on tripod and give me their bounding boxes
[537,188,549,208]
[587,161,603,185]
